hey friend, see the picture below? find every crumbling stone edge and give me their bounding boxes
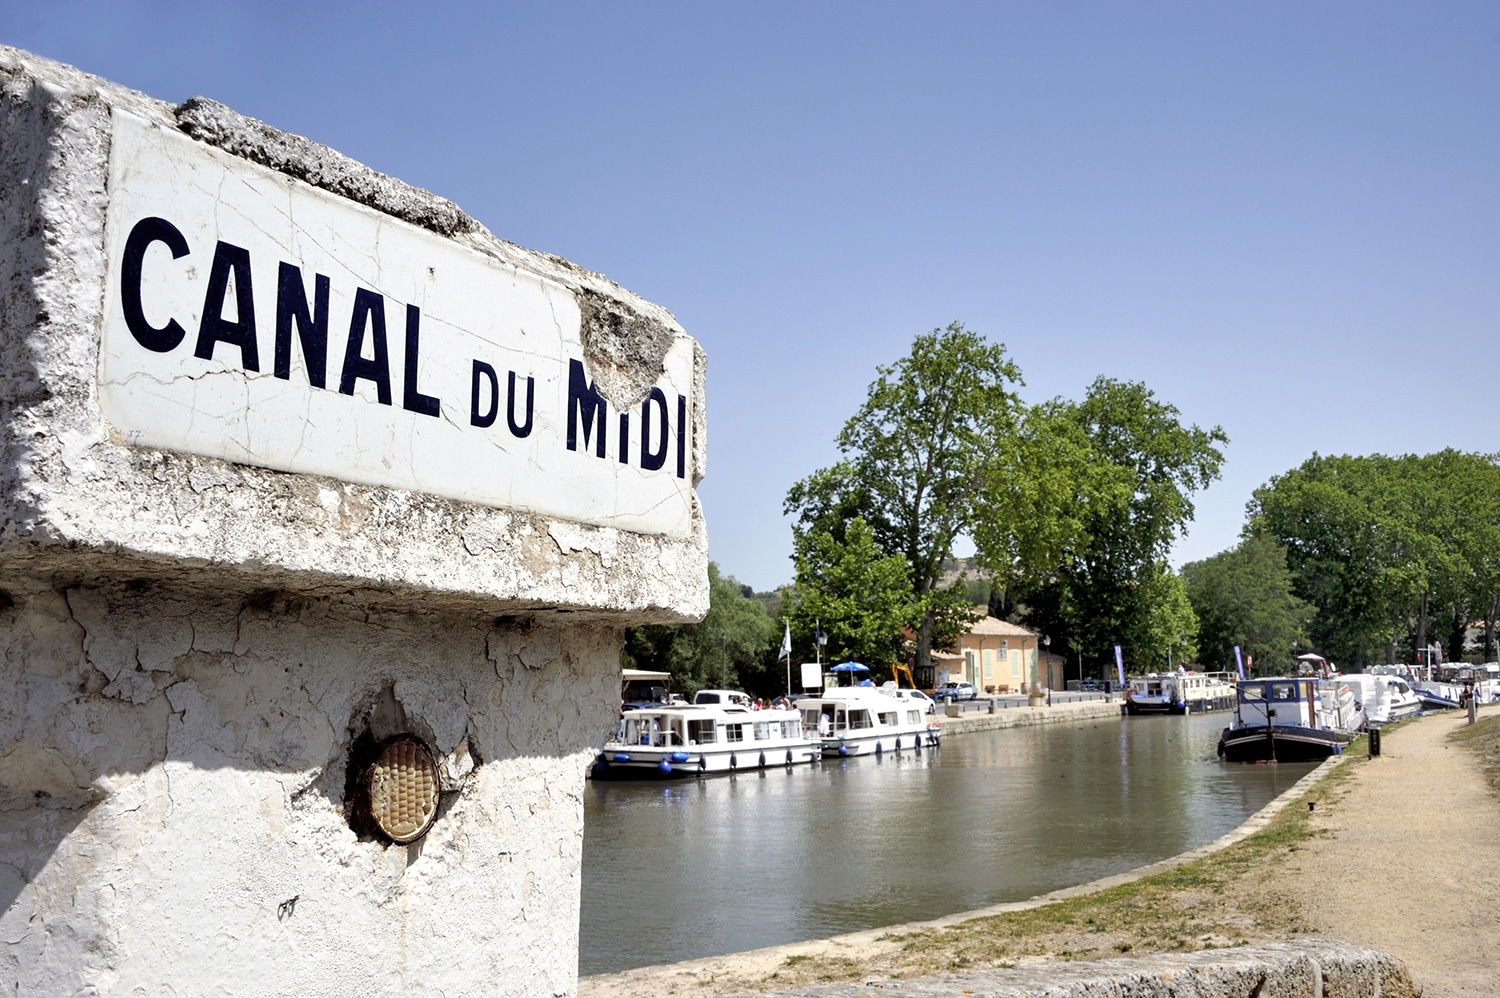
[756,939,1417,997]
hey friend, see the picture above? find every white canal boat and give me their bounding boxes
[797,685,941,758]
[1340,672,1422,726]
[591,703,820,779]
[1125,671,1236,715]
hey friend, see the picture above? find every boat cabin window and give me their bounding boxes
[878,710,898,726]
[847,709,873,731]
[725,723,745,743]
[1270,682,1297,701]
[688,719,716,745]
[1239,684,1268,702]
[907,710,921,725]
[753,722,772,741]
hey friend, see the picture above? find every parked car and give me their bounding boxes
[936,681,978,701]
[893,688,937,714]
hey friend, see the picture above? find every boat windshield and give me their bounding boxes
[1240,682,1301,702]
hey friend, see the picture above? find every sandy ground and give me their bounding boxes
[579,711,1500,998]
[1275,710,1500,997]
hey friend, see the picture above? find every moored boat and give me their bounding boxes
[1340,672,1422,726]
[1124,673,1179,714]
[1125,671,1236,715]
[1217,676,1361,763]
[797,685,940,758]
[591,702,820,779]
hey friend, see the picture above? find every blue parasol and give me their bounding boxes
[830,662,869,672]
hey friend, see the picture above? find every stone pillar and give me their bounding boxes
[0,47,707,996]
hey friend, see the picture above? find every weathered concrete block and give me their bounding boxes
[0,44,707,996]
[0,44,708,622]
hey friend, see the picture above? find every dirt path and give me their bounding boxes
[1280,711,1500,997]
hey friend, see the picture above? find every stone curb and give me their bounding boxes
[745,939,1415,997]
[933,698,1124,735]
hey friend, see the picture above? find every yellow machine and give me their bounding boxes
[892,661,936,695]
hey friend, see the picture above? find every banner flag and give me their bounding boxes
[1114,645,1125,686]
[779,623,791,662]
[1234,645,1245,680]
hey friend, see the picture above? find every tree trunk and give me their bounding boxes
[1414,591,1430,664]
[1487,592,1498,663]
[915,609,933,675]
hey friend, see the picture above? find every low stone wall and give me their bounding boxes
[745,940,1417,997]
[935,698,1123,735]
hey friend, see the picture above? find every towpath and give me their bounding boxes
[1273,709,1500,996]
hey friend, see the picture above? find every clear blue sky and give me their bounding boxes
[9,2,1499,592]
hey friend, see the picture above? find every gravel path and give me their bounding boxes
[1280,710,1500,997]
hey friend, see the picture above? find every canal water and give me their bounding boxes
[579,711,1315,975]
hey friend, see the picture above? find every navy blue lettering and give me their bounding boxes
[338,289,392,405]
[641,387,668,471]
[507,371,534,438]
[566,358,606,457]
[401,304,440,418]
[677,394,687,478]
[120,216,190,353]
[471,361,499,428]
[273,263,328,388]
[618,412,630,464]
[194,241,259,370]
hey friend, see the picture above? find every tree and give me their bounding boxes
[1182,533,1312,671]
[786,517,921,673]
[1017,378,1227,675]
[622,563,780,696]
[1250,450,1500,666]
[785,323,1024,673]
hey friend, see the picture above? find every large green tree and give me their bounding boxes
[785,323,1025,672]
[1016,378,1227,676]
[1182,533,1312,672]
[622,563,780,696]
[1250,450,1500,666]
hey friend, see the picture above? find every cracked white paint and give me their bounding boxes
[99,110,696,538]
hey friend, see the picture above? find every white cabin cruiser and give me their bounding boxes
[591,702,820,779]
[1125,671,1236,715]
[1340,673,1421,726]
[798,685,940,758]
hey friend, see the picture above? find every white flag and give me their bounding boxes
[779,623,791,661]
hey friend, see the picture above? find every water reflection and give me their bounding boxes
[580,713,1312,975]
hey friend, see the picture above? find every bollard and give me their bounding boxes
[988,698,995,714]
[1469,694,1479,725]
[1368,727,1381,757]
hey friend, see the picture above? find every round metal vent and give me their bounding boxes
[364,736,440,844]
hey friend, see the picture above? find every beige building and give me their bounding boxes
[937,616,1044,693]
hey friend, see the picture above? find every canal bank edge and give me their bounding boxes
[713,940,1414,998]
[579,721,1362,998]
[932,697,1124,735]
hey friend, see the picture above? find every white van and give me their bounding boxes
[692,690,754,709]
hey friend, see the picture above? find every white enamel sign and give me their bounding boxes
[99,111,694,537]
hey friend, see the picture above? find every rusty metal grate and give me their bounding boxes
[364,736,440,844]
